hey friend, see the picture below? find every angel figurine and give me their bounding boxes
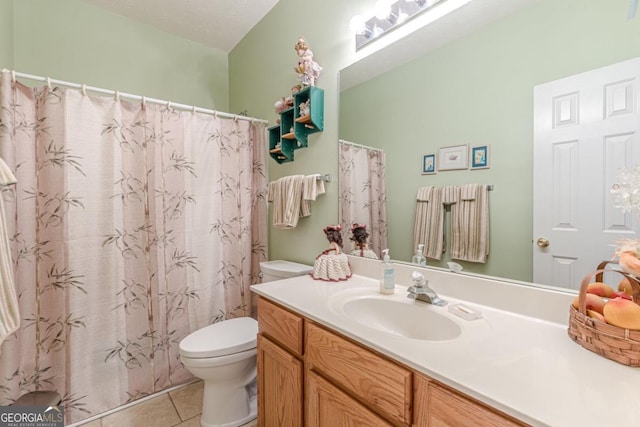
[294,38,322,87]
[311,225,352,281]
[349,223,379,259]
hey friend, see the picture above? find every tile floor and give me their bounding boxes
[75,381,258,427]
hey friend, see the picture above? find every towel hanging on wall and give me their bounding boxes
[413,184,491,263]
[267,174,327,228]
[413,186,445,260]
[449,184,490,263]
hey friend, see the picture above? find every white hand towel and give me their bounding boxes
[301,174,326,217]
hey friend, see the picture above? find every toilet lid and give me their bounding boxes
[179,317,258,358]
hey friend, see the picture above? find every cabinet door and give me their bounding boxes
[413,373,527,427]
[307,370,392,427]
[306,322,412,425]
[257,334,303,427]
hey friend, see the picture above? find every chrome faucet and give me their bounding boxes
[407,271,447,306]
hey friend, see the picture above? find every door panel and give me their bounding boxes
[534,57,640,288]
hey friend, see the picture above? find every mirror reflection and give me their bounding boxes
[338,0,640,288]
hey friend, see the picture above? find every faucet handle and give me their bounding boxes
[411,271,426,287]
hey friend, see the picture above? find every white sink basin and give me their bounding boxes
[336,295,462,341]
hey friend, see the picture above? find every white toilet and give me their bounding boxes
[180,317,258,427]
[259,260,313,282]
[179,260,311,427]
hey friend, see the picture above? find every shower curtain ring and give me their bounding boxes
[192,105,197,114]
[115,90,120,101]
[46,77,51,89]
[11,70,15,83]
[142,96,146,107]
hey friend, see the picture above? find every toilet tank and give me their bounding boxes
[260,260,313,283]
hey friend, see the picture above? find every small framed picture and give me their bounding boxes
[422,154,436,175]
[438,144,468,171]
[471,145,490,169]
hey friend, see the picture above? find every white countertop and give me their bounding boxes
[251,258,640,427]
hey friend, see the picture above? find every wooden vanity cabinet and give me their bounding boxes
[257,298,304,427]
[305,322,411,426]
[256,296,528,427]
[306,370,393,427]
[413,373,528,427]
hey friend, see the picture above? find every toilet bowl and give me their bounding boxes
[179,317,258,427]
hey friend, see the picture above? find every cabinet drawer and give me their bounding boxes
[305,322,412,426]
[420,377,528,427]
[258,297,304,356]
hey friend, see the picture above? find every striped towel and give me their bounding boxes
[267,175,305,228]
[413,186,445,260]
[301,174,326,217]
[449,184,490,263]
[267,174,325,228]
[0,157,19,348]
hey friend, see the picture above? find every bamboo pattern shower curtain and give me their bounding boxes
[338,140,387,257]
[0,72,267,423]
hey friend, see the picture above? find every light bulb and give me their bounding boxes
[374,0,393,19]
[349,15,367,35]
[396,10,410,23]
[372,24,385,37]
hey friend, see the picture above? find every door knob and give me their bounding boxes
[536,238,550,248]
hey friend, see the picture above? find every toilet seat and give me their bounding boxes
[179,317,258,358]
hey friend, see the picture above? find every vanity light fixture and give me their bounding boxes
[351,0,447,51]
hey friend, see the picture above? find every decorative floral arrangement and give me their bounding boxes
[611,165,640,213]
[611,166,640,276]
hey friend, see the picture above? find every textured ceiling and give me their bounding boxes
[81,0,280,52]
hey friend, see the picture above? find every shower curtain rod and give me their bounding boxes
[339,139,384,152]
[3,69,269,125]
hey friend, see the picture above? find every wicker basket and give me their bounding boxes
[567,265,640,367]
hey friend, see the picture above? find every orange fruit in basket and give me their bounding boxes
[619,277,634,296]
[586,309,606,323]
[586,282,614,298]
[603,297,640,330]
[572,293,606,315]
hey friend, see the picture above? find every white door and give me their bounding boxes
[533,57,640,290]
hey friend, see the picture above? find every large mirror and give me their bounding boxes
[338,0,640,288]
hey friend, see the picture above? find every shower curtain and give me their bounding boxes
[338,140,387,257]
[0,71,267,423]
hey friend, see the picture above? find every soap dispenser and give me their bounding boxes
[412,244,427,266]
[380,249,395,295]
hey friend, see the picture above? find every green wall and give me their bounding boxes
[229,0,369,264]
[337,0,640,281]
[6,0,228,110]
[230,0,640,278]
[5,0,640,280]
[0,0,13,67]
